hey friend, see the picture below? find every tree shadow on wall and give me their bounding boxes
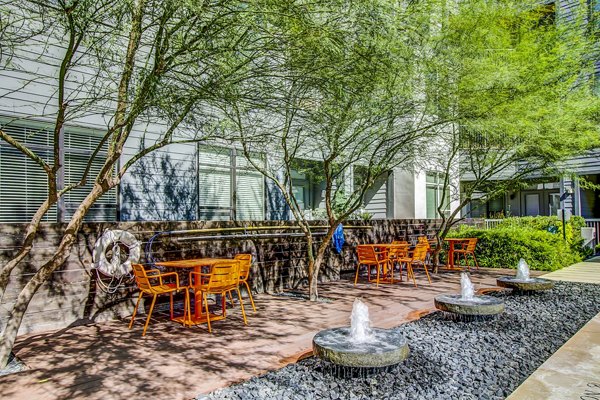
[121,151,198,221]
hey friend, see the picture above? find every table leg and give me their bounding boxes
[447,243,455,270]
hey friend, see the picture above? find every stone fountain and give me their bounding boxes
[497,258,555,292]
[312,298,409,369]
[434,273,505,318]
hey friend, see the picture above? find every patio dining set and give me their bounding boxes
[128,237,479,336]
[129,254,256,336]
[354,237,479,287]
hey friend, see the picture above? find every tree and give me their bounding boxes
[417,0,600,268]
[220,0,452,300]
[0,0,261,367]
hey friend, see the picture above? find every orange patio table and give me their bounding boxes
[155,258,235,325]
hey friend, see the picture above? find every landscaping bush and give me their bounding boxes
[447,218,584,271]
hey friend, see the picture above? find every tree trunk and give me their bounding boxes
[308,257,318,301]
[305,235,318,301]
[307,226,336,302]
[0,185,104,368]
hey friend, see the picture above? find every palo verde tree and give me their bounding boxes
[0,0,263,367]
[220,1,455,300]
[417,0,600,269]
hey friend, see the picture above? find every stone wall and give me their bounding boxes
[0,219,440,335]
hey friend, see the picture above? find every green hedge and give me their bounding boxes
[446,216,586,271]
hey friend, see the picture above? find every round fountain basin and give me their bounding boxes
[496,276,555,291]
[434,294,505,316]
[312,327,409,368]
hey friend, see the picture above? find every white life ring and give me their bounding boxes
[92,230,140,278]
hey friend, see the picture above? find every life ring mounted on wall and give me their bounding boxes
[92,230,141,278]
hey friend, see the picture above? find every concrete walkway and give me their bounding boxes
[542,256,600,284]
[508,256,600,400]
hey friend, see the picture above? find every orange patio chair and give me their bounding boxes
[354,245,390,286]
[453,238,479,270]
[188,260,248,333]
[129,264,189,336]
[396,243,431,284]
[387,243,410,284]
[232,253,257,312]
[417,236,436,267]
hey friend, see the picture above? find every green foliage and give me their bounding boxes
[447,216,590,271]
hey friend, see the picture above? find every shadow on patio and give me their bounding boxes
[0,268,517,400]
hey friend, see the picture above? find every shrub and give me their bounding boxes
[447,224,582,271]
[495,216,588,259]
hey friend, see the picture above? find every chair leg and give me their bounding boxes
[142,294,158,336]
[221,292,227,318]
[227,291,235,308]
[129,292,143,329]
[402,261,416,287]
[420,262,432,284]
[354,264,360,286]
[243,281,257,312]
[407,264,417,287]
[396,260,403,282]
[169,292,174,320]
[472,252,479,269]
[183,289,191,327]
[236,288,248,325]
[398,261,405,282]
[204,292,212,333]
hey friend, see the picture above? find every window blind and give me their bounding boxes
[197,145,265,221]
[0,123,56,222]
[63,129,116,222]
[198,146,232,221]
[0,122,117,223]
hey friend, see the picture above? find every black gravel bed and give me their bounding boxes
[201,281,600,400]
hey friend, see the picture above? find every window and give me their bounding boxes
[0,123,56,222]
[63,129,116,221]
[426,172,450,219]
[235,152,265,220]
[289,160,325,215]
[198,146,232,220]
[197,145,265,221]
[0,121,116,222]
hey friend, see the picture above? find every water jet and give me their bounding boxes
[434,273,504,319]
[312,298,409,369]
[497,258,555,292]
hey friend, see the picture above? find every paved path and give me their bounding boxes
[0,268,508,400]
[542,256,600,283]
[508,256,600,400]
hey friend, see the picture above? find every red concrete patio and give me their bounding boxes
[0,268,523,400]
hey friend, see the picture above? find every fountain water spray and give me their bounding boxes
[460,272,475,301]
[515,258,531,281]
[312,298,409,371]
[497,258,554,292]
[350,298,373,343]
[435,272,504,320]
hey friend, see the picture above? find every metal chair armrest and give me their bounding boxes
[189,271,212,287]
